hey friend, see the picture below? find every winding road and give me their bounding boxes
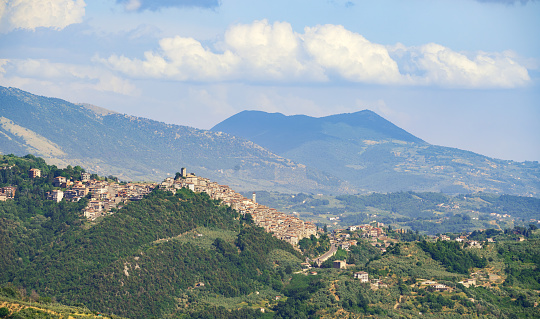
[313,243,338,267]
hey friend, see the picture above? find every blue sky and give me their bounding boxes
[1,0,539,162]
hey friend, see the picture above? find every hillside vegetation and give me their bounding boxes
[0,155,303,318]
[1,155,539,318]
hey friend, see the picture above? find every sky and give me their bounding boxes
[0,0,539,162]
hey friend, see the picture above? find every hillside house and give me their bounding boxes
[431,284,451,292]
[0,186,16,199]
[29,168,41,178]
[53,176,67,187]
[458,279,476,288]
[48,190,64,202]
[81,172,91,182]
[468,241,482,249]
[354,271,369,283]
[333,260,346,269]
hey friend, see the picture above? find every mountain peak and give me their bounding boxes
[212,109,425,154]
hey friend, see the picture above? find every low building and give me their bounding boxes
[333,260,346,269]
[468,241,482,248]
[48,190,64,203]
[431,284,451,292]
[53,176,67,187]
[29,168,41,178]
[354,271,369,283]
[458,279,476,288]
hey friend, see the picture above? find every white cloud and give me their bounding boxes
[302,24,403,84]
[0,0,85,32]
[223,20,325,81]
[100,20,531,89]
[390,43,530,88]
[104,36,240,81]
[0,59,136,95]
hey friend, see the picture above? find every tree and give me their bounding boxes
[0,307,9,318]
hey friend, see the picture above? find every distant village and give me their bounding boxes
[15,167,317,246]
[26,168,156,218]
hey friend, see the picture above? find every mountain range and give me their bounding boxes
[0,86,346,194]
[1,85,539,196]
[212,110,540,196]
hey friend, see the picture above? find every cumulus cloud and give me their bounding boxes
[223,20,326,81]
[104,36,240,81]
[0,0,85,33]
[117,0,220,12]
[0,59,136,95]
[389,43,530,88]
[302,24,402,84]
[100,20,531,89]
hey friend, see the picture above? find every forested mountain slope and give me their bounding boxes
[0,155,302,318]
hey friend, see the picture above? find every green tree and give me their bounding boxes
[0,307,9,318]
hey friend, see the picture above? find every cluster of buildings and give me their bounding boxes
[347,224,385,238]
[0,186,16,201]
[159,168,317,246]
[335,224,391,251]
[440,235,485,248]
[0,165,17,201]
[26,169,157,220]
[21,166,316,246]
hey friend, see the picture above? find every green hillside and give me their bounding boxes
[213,110,540,196]
[0,155,303,318]
[1,155,539,319]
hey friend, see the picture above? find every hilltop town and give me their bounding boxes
[19,167,317,246]
[159,168,317,245]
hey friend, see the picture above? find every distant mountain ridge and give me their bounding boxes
[212,110,540,196]
[0,86,350,193]
[1,86,539,196]
[212,110,425,154]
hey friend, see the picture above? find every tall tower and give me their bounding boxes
[252,192,256,204]
[181,167,187,178]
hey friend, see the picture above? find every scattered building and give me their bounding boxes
[29,168,41,178]
[0,186,16,200]
[333,260,347,269]
[354,271,369,283]
[459,279,476,288]
[48,190,64,203]
[431,283,451,292]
